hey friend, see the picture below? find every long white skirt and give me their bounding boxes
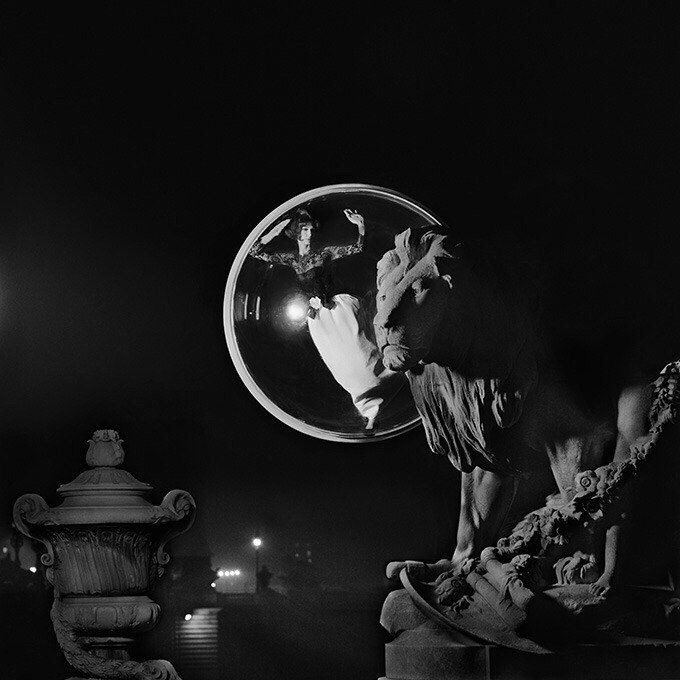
[306,293,406,429]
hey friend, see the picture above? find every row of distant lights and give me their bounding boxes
[211,568,242,589]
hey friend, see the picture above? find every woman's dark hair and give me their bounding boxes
[284,208,320,240]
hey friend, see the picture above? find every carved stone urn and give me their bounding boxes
[13,429,196,680]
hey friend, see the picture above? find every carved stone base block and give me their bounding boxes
[382,621,680,680]
[381,589,680,680]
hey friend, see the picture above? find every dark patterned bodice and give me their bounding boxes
[249,236,366,305]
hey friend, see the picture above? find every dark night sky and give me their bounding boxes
[1,4,679,589]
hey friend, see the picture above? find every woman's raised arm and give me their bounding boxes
[323,210,365,261]
[249,218,294,264]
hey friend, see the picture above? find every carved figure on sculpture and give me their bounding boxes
[374,225,680,648]
[417,364,680,648]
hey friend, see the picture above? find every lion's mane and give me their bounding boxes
[381,228,539,473]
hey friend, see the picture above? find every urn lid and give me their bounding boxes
[56,429,152,501]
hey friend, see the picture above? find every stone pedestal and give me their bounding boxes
[381,589,680,680]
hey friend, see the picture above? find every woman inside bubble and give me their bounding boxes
[249,206,406,429]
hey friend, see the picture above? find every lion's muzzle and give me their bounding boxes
[382,343,428,371]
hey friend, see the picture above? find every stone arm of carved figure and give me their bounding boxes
[590,384,653,597]
[589,524,620,597]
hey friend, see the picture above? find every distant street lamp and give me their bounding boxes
[252,538,262,593]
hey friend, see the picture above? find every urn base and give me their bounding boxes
[60,595,160,636]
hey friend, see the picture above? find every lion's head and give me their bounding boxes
[374,226,539,471]
[374,227,469,372]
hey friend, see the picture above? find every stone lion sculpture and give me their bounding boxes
[375,226,659,593]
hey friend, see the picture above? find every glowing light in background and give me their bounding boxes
[29,566,37,573]
[252,537,262,548]
[210,581,216,588]
[184,614,192,621]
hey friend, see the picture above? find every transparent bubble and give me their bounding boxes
[224,184,444,442]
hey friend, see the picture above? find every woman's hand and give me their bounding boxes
[344,209,365,235]
[260,218,291,244]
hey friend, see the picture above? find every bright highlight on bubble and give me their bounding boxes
[286,302,307,321]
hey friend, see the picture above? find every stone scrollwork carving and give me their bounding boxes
[13,492,52,530]
[13,429,193,680]
[152,490,196,579]
[13,492,56,579]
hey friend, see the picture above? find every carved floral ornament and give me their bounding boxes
[13,429,196,680]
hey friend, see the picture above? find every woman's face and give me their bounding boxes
[298,222,313,245]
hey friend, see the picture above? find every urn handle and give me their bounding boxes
[12,493,56,574]
[151,489,196,578]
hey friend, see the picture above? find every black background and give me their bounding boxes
[1,0,680,667]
